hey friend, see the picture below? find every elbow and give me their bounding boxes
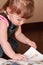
[15,32,21,40]
[15,32,19,39]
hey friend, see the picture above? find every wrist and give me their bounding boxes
[10,52,16,60]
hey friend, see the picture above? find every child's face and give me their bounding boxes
[8,13,27,26]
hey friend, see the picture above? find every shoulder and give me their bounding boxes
[0,15,9,27]
[15,26,22,35]
[0,19,8,29]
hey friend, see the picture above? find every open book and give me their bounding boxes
[16,47,43,65]
[24,47,43,62]
[0,47,43,65]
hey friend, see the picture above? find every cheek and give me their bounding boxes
[11,16,17,22]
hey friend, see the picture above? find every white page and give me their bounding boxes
[16,47,43,65]
[24,47,43,62]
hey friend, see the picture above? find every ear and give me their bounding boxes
[6,7,11,14]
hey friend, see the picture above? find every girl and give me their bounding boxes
[0,0,37,61]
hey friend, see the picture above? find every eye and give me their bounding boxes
[16,9,21,15]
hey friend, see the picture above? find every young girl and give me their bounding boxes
[0,0,37,61]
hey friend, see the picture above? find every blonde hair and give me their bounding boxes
[3,0,34,19]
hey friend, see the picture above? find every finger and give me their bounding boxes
[22,55,28,61]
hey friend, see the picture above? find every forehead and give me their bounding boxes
[10,0,33,19]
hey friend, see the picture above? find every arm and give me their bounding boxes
[0,20,16,59]
[15,26,37,49]
[0,20,27,61]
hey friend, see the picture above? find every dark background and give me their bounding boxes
[16,22,43,54]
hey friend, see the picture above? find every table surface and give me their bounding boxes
[0,58,43,65]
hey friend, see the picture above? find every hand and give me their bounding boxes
[28,40,37,49]
[12,53,28,61]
